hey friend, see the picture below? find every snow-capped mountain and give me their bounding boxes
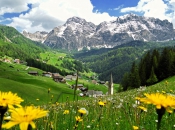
[44,16,96,50]
[23,14,175,50]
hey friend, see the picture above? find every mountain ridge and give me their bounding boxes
[23,13,175,51]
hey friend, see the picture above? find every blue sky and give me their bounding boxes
[0,0,174,33]
[91,0,139,16]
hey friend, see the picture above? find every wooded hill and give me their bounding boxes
[0,25,89,76]
[74,40,175,83]
[0,25,48,60]
[120,47,175,90]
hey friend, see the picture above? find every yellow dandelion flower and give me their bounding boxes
[138,106,147,112]
[48,88,50,93]
[165,81,168,85]
[78,108,88,115]
[74,124,78,129]
[2,106,48,130]
[137,93,175,111]
[75,116,83,122]
[135,97,140,100]
[162,91,166,94]
[133,125,139,130]
[98,101,105,107]
[63,110,69,115]
[0,91,24,108]
[55,102,59,106]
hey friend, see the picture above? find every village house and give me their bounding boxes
[14,59,20,64]
[72,84,84,89]
[28,71,38,76]
[52,74,64,82]
[4,59,11,63]
[42,72,52,77]
[52,73,60,77]
[85,90,103,97]
[98,81,106,84]
[91,80,98,84]
[65,75,73,80]
[72,75,77,80]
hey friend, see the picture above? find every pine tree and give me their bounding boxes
[129,62,141,89]
[138,58,147,86]
[146,66,158,85]
[158,48,173,80]
[120,72,130,91]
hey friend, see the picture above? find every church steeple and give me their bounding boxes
[108,73,113,95]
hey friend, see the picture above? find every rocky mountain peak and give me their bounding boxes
[23,13,175,51]
[66,16,86,25]
[22,31,48,43]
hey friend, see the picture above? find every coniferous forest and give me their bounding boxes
[120,47,175,90]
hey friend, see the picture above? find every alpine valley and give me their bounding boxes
[0,13,175,87]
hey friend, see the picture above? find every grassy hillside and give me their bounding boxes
[40,51,96,78]
[0,61,111,105]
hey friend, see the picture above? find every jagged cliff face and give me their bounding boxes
[23,14,175,50]
[44,17,96,50]
[23,31,48,43]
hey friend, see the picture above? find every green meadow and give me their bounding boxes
[0,61,109,105]
[1,60,175,130]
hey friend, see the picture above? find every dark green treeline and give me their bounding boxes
[120,47,175,91]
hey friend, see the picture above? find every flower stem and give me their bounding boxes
[27,124,32,130]
[0,106,8,130]
[156,107,165,130]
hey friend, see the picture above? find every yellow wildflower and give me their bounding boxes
[75,116,83,122]
[0,91,24,108]
[78,108,88,115]
[55,102,59,106]
[63,110,69,115]
[162,91,166,94]
[165,81,168,85]
[133,126,139,130]
[137,93,175,111]
[2,106,48,130]
[98,101,105,107]
[138,106,147,112]
[48,88,50,93]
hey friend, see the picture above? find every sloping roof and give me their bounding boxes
[53,75,63,79]
[86,90,94,95]
[86,90,103,96]
[52,73,60,77]
[99,81,105,84]
[65,75,72,79]
[95,91,103,95]
[28,71,38,74]
[72,84,84,87]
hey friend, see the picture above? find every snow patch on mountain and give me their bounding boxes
[23,13,175,51]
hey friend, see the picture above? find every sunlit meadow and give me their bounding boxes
[1,79,175,130]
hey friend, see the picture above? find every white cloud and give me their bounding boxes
[114,5,124,10]
[0,0,31,15]
[2,0,116,33]
[121,0,175,28]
